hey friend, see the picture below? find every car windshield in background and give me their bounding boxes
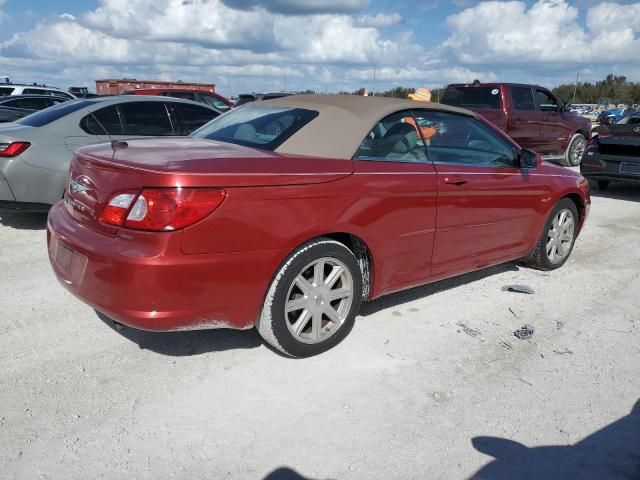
[192,104,318,151]
[199,95,231,111]
[441,87,501,109]
[17,99,99,127]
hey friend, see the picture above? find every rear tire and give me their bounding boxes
[528,199,579,271]
[257,238,362,357]
[562,133,587,167]
[597,180,610,191]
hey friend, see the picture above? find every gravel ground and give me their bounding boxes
[0,182,639,480]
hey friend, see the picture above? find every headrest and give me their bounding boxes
[381,122,418,154]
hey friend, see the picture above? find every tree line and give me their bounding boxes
[552,74,640,105]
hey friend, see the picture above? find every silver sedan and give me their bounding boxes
[0,96,220,210]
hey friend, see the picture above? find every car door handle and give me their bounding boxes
[444,176,468,186]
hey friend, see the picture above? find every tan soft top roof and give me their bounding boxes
[263,94,475,159]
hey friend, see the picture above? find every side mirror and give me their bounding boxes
[519,149,538,168]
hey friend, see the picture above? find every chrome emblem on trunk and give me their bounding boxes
[69,177,90,194]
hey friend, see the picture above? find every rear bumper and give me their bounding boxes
[47,202,285,332]
[0,169,15,202]
[580,151,640,183]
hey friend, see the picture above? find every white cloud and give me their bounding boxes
[586,2,640,32]
[2,0,422,68]
[83,0,277,51]
[442,0,640,66]
[356,12,402,28]
[221,0,369,14]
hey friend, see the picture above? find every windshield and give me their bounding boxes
[191,104,318,151]
[17,99,99,127]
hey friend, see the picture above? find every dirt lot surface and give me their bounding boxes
[1,182,639,480]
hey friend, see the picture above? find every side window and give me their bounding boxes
[79,105,124,135]
[50,98,67,105]
[511,87,535,110]
[119,102,173,136]
[353,111,428,163]
[14,98,49,109]
[22,88,43,95]
[536,90,559,112]
[416,110,517,168]
[0,87,14,96]
[170,102,219,135]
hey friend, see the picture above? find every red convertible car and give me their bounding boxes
[47,95,590,357]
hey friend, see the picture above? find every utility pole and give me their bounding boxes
[284,70,287,93]
[572,72,580,104]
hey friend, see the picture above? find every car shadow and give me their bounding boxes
[468,399,640,479]
[590,182,640,203]
[263,467,323,480]
[96,311,262,356]
[360,262,520,317]
[0,208,48,230]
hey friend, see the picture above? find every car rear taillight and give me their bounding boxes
[0,142,31,158]
[100,188,226,231]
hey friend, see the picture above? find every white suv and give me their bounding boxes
[0,84,76,99]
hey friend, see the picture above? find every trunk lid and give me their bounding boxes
[65,137,353,233]
[597,125,640,158]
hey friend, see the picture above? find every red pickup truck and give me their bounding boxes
[441,82,592,166]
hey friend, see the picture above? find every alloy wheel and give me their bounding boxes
[284,257,354,344]
[570,136,586,165]
[546,208,576,264]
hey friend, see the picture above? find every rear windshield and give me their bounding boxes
[17,99,98,127]
[192,104,318,151]
[0,87,14,96]
[441,87,502,109]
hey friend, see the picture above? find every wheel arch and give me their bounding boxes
[560,192,586,229]
[275,231,375,301]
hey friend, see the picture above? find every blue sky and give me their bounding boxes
[0,0,639,97]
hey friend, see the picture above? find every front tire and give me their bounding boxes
[257,238,363,357]
[528,199,579,271]
[597,180,610,191]
[562,133,587,167]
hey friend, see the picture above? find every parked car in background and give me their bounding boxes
[235,92,292,106]
[126,88,234,112]
[69,87,99,98]
[441,82,592,166]
[47,95,590,357]
[596,108,637,125]
[0,84,76,100]
[0,95,69,123]
[0,96,221,210]
[581,113,640,190]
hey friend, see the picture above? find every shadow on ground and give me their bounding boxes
[590,182,640,203]
[0,208,48,229]
[469,399,640,479]
[360,262,520,316]
[263,467,325,480]
[96,311,262,356]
